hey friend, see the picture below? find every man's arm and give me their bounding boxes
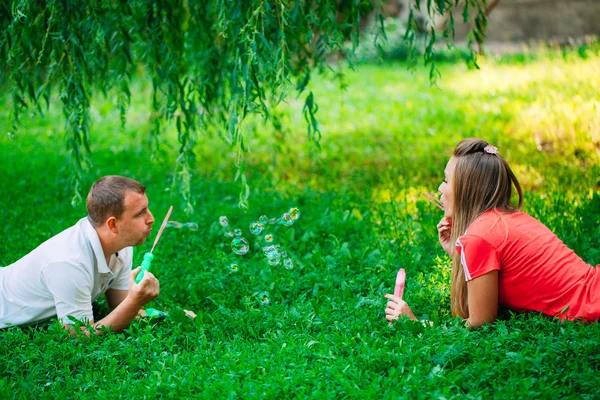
[105,279,197,322]
[106,288,148,318]
[105,289,128,310]
[66,266,159,335]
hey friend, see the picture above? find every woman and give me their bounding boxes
[385,138,600,327]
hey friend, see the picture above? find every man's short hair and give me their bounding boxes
[86,176,146,227]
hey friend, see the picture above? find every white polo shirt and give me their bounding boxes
[0,217,132,328]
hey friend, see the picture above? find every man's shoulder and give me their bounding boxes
[38,218,94,264]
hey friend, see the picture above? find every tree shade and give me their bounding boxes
[1,0,487,209]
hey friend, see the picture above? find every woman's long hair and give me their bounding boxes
[449,139,523,318]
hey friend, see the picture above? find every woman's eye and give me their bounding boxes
[443,179,448,184]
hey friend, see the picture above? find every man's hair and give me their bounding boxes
[86,176,146,227]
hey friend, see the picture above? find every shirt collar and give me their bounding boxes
[81,217,112,274]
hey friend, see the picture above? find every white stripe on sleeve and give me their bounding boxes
[456,238,472,281]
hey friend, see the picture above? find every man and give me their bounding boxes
[0,175,185,333]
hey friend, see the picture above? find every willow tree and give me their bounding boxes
[1,0,488,210]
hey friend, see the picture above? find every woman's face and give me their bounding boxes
[438,156,457,219]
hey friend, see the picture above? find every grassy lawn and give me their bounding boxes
[1,47,599,398]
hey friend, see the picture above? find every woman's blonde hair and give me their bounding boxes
[449,138,523,318]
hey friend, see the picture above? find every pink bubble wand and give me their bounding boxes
[388,267,406,327]
[394,268,406,299]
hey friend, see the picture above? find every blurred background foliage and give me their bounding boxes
[1,0,491,209]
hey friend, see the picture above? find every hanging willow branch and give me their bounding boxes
[0,0,488,210]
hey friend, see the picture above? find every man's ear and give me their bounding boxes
[106,216,118,234]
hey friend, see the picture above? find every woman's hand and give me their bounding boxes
[437,217,454,255]
[384,294,418,323]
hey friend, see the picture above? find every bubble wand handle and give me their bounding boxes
[134,206,173,284]
[394,268,406,299]
[135,253,155,284]
[145,308,168,318]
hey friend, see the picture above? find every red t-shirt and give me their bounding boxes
[456,210,600,321]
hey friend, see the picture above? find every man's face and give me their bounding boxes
[116,191,155,246]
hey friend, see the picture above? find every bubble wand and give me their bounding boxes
[135,205,173,284]
[388,267,406,327]
[423,192,444,210]
[394,268,406,299]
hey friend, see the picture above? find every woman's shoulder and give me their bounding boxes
[474,209,533,223]
[467,210,536,237]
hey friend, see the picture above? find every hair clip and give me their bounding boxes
[484,145,498,155]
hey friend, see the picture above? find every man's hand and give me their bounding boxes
[384,294,418,323]
[127,266,160,308]
[437,217,454,255]
[72,267,160,335]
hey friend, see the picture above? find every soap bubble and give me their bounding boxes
[231,237,249,255]
[258,291,270,305]
[265,244,281,252]
[268,218,278,225]
[224,231,234,238]
[234,228,242,237]
[185,222,199,231]
[262,245,277,254]
[168,221,199,231]
[289,207,300,220]
[268,257,280,267]
[249,221,263,235]
[281,213,293,226]
[281,251,288,258]
[262,245,282,266]
[283,258,294,270]
[219,216,229,227]
[259,215,268,225]
[264,234,273,243]
[229,263,239,272]
[264,246,280,266]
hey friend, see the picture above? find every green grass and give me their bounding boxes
[1,48,600,398]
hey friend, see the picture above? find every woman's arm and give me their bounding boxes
[384,294,418,322]
[466,270,499,328]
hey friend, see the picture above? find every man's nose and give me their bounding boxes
[148,211,155,225]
